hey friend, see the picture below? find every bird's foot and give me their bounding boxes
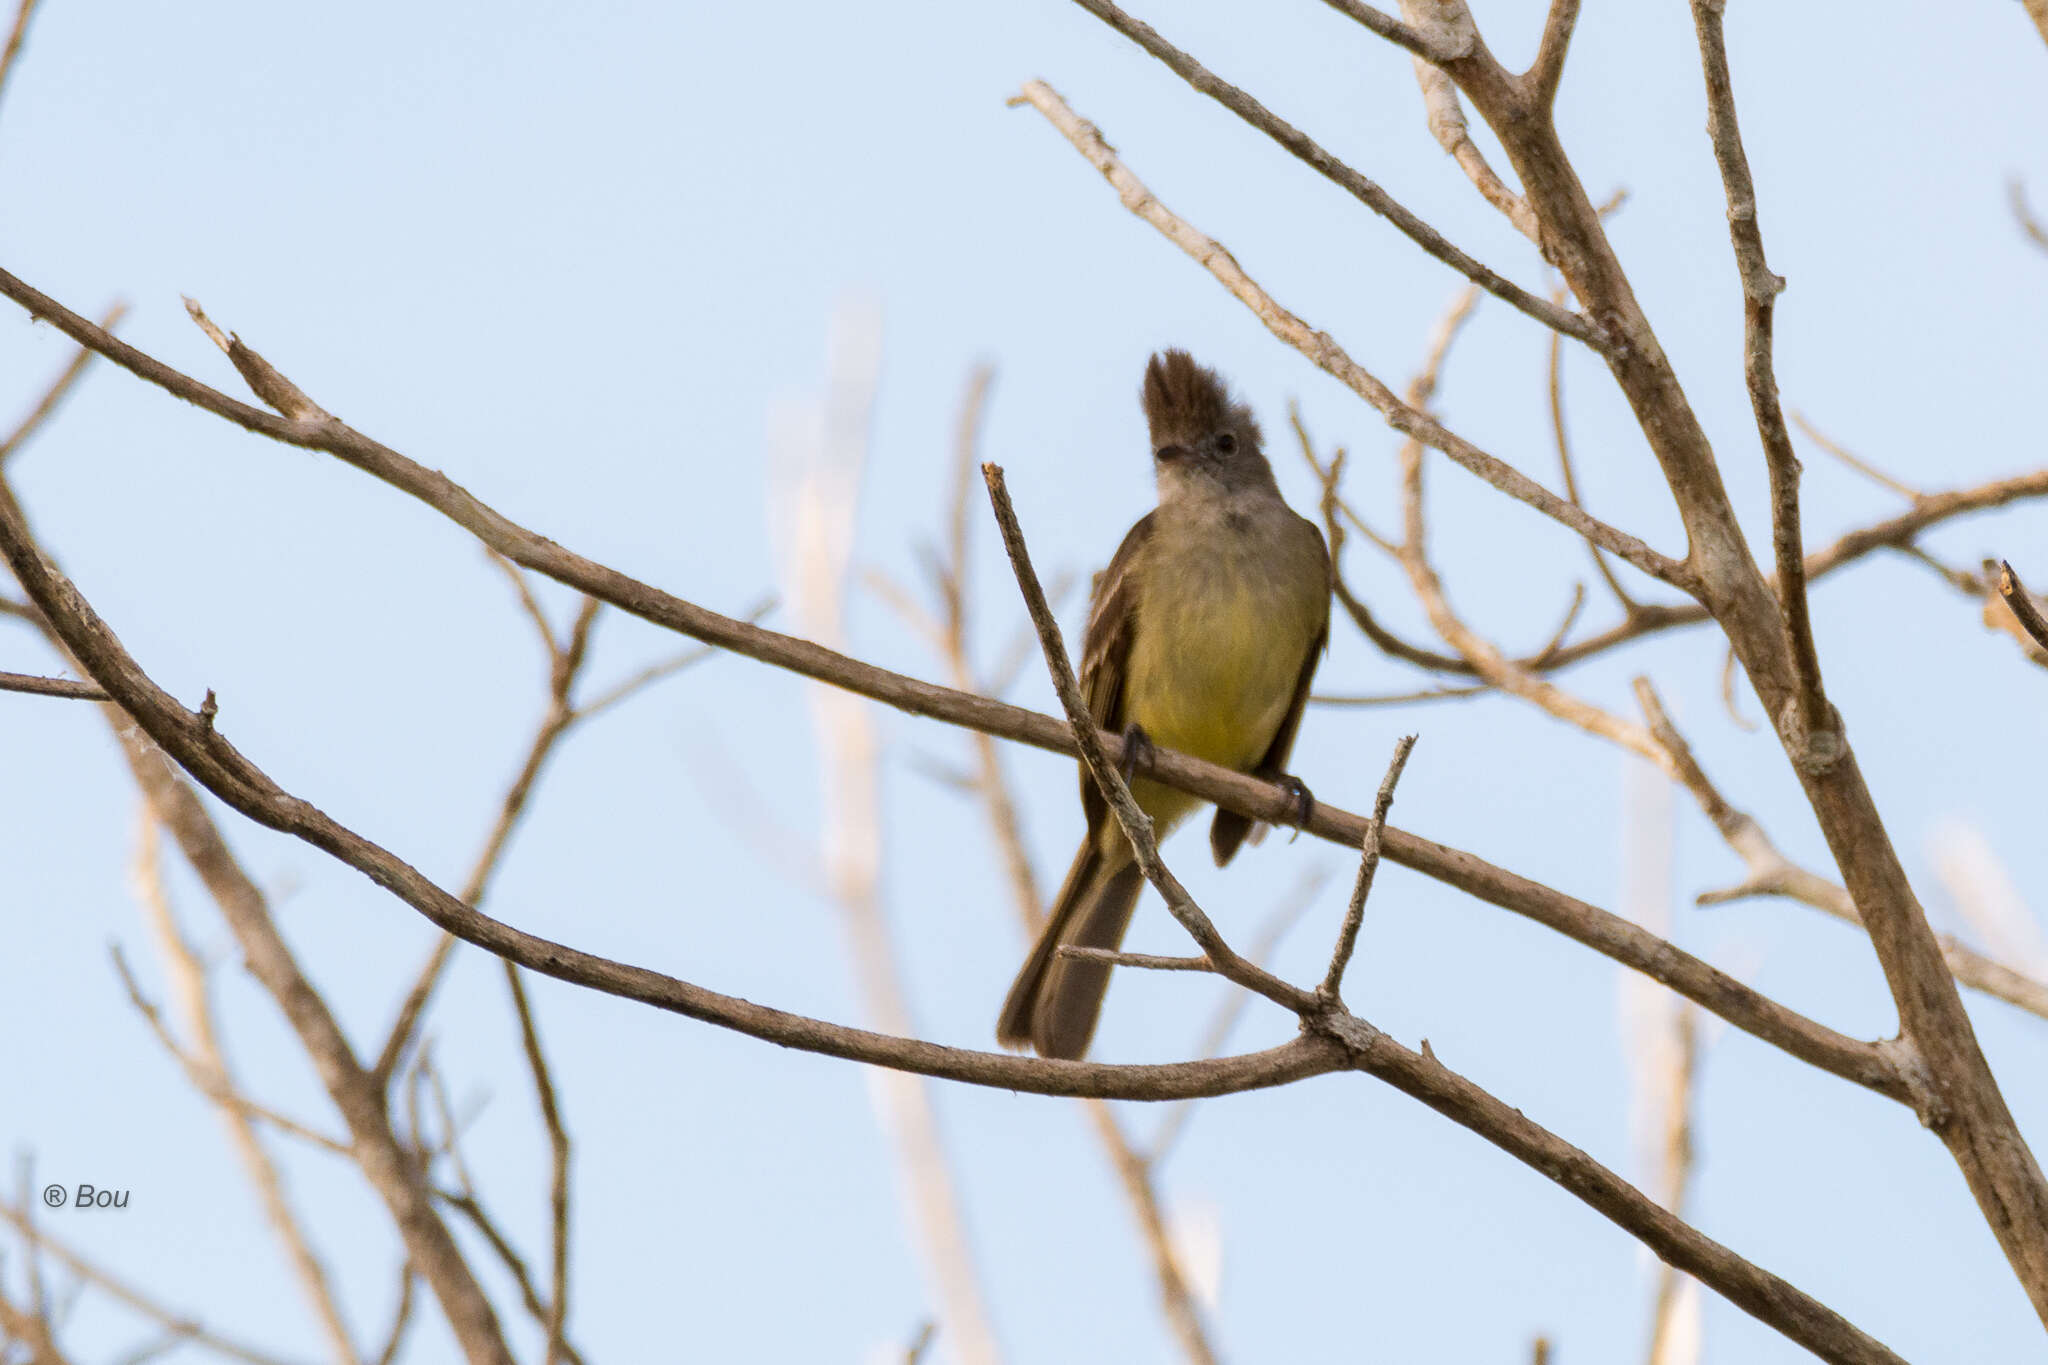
[1119,723,1157,781]
[1275,773,1315,840]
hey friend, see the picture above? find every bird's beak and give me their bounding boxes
[1153,443,1191,464]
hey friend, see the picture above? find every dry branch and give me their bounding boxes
[1061,0,1590,342]
[1010,81,1685,589]
[0,271,1917,1110]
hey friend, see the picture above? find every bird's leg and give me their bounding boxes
[1118,723,1157,781]
[1272,772,1315,840]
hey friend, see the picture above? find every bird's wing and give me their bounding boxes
[1211,516,1331,866]
[1077,511,1155,834]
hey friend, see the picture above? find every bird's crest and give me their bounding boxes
[1141,349,1254,444]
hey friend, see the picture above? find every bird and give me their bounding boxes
[997,349,1330,1060]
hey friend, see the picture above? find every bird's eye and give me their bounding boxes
[1214,432,1237,455]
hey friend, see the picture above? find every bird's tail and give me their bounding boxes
[996,838,1146,1060]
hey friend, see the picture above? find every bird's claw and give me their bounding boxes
[1119,723,1157,781]
[1276,774,1315,841]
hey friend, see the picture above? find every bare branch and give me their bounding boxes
[371,1268,416,1365]
[1080,1102,1220,1365]
[0,670,106,700]
[1411,60,1538,241]
[1147,868,1332,1165]
[1996,561,2048,655]
[0,303,128,466]
[110,946,349,1156]
[1789,412,1923,503]
[1057,946,1217,973]
[0,1198,300,1365]
[1312,683,1489,707]
[1549,293,1639,613]
[1690,0,1824,738]
[1310,0,1451,62]
[1632,675,2048,1023]
[1527,0,1581,107]
[0,272,1920,1106]
[0,329,1916,1365]
[982,461,1313,1016]
[1319,736,1417,1000]
[0,0,40,124]
[1056,1,1598,345]
[1012,84,1685,588]
[432,1191,586,1365]
[124,823,358,1364]
[502,965,571,1365]
[0,477,516,1363]
[2011,177,2048,254]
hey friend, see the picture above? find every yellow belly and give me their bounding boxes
[1118,560,1318,836]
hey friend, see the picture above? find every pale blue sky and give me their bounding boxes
[3,2,2046,1362]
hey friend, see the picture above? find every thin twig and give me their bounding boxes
[1319,736,1417,1000]
[1527,0,1582,107]
[1147,867,1332,1165]
[0,670,106,700]
[0,1198,302,1365]
[0,0,41,125]
[920,390,1219,1365]
[371,1268,416,1365]
[1631,676,2048,1024]
[123,824,359,1363]
[1058,1,1597,344]
[0,303,128,466]
[1691,0,1828,746]
[1312,683,1489,707]
[1549,291,1639,613]
[503,964,571,1365]
[982,462,1313,1016]
[2011,177,2048,255]
[1012,81,1685,589]
[433,1192,587,1365]
[110,947,350,1156]
[0,370,1915,1365]
[1789,412,1922,503]
[1996,561,2048,655]
[1411,59,1538,241]
[1056,947,1218,973]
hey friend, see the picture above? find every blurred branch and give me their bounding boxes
[910,368,1221,1365]
[776,308,1006,1365]
[0,1197,298,1365]
[2011,177,2048,253]
[124,819,358,1363]
[1548,288,1639,614]
[0,303,127,466]
[1790,412,1923,503]
[0,0,41,131]
[1145,865,1331,1165]
[0,472,515,1365]
[504,964,571,1365]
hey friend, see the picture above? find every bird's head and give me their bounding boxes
[1141,349,1272,497]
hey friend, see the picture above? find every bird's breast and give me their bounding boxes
[1121,509,1323,772]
